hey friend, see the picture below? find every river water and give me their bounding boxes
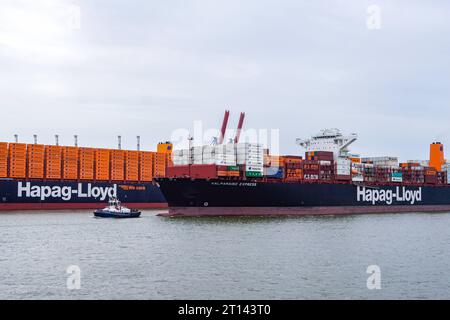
[0,210,449,299]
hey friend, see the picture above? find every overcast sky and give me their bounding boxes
[1,0,449,160]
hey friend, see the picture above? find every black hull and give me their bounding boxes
[0,179,167,210]
[93,210,141,218]
[156,178,450,216]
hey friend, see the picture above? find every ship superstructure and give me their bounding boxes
[296,129,357,159]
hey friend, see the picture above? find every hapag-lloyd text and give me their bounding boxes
[17,182,117,201]
[357,186,422,205]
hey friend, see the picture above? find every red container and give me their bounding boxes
[190,164,218,179]
[285,162,303,169]
[306,151,334,161]
[166,165,190,178]
[335,174,351,181]
[284,155,303,163]
[425,175,437,184]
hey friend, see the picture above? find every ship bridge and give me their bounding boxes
[296,129,357,158]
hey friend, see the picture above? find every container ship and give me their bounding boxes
[156,111,450,217]
[0,136,170,210]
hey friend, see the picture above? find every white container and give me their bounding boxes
[245,160,263,165]
[337,168,350,175]
[216,160,237,166]
[202,158,216,164]
[173,150,185,156]
[245,166,263,172]
[304,174,319,180]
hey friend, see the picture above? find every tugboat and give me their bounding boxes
[94,197,141,218]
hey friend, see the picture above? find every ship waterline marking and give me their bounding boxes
[17,182,117,201]
[357,186,422,205]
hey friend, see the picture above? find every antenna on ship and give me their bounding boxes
[55,135,59,146]
[188,134,193,164]
[14,134,18,143]
[33,134,37,144]
[118,135,122,150]
[74,135,78,147]
[137,136,140,151]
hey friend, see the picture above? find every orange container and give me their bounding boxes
[154,152,167,177]
[227,171,240,177]
[79,148,95,180]
[27,144,45,178]
[62,146,79,180]
[0,142,7,154]
[125,151,139,181]
[0,142,8,178]
[95,149,110,180]
[264,155,286,167]
[139,151,154,181]
[165,153,173,167]
[110,150,125,181]
[284,156,303,164]
[8,143,27,178]
[45,145,62,179]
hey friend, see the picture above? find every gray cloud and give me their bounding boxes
[1,0,449,160]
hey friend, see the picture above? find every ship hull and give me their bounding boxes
[160,205,450,217]
[156,178,450,217]
[0,179,167,211]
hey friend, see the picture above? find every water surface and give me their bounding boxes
[0,210,449,299]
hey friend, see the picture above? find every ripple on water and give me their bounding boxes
[0,210,449,299]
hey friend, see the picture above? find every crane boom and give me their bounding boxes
[218,110,230,144]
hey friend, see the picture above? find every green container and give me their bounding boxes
[245,171,263,177]
[227,166,239,171]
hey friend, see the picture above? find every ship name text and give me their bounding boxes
[17,182,117,201]
[357,186,422,205]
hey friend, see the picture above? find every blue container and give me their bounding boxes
[265,167,284,179]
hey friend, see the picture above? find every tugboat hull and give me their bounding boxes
[93,210,141,218]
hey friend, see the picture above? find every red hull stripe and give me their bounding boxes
[0,202,168,211]
[159,205,450,217]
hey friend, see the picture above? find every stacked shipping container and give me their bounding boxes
[9,143,27,178]
[139,151,154,181]
[63,146,79,180]
[125,151,139,181]
[0,141,171,182]
[335,158,351,180]
[79,148,95,180]
[0,142,8,178]
[283,156,303,181]
[27,144,45,178]
[237,143,264,177]
[110,150,125,181]
[154,152,166,177]
[45,145,62,179]
[95,149,110,180]
[214,144,237,166]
